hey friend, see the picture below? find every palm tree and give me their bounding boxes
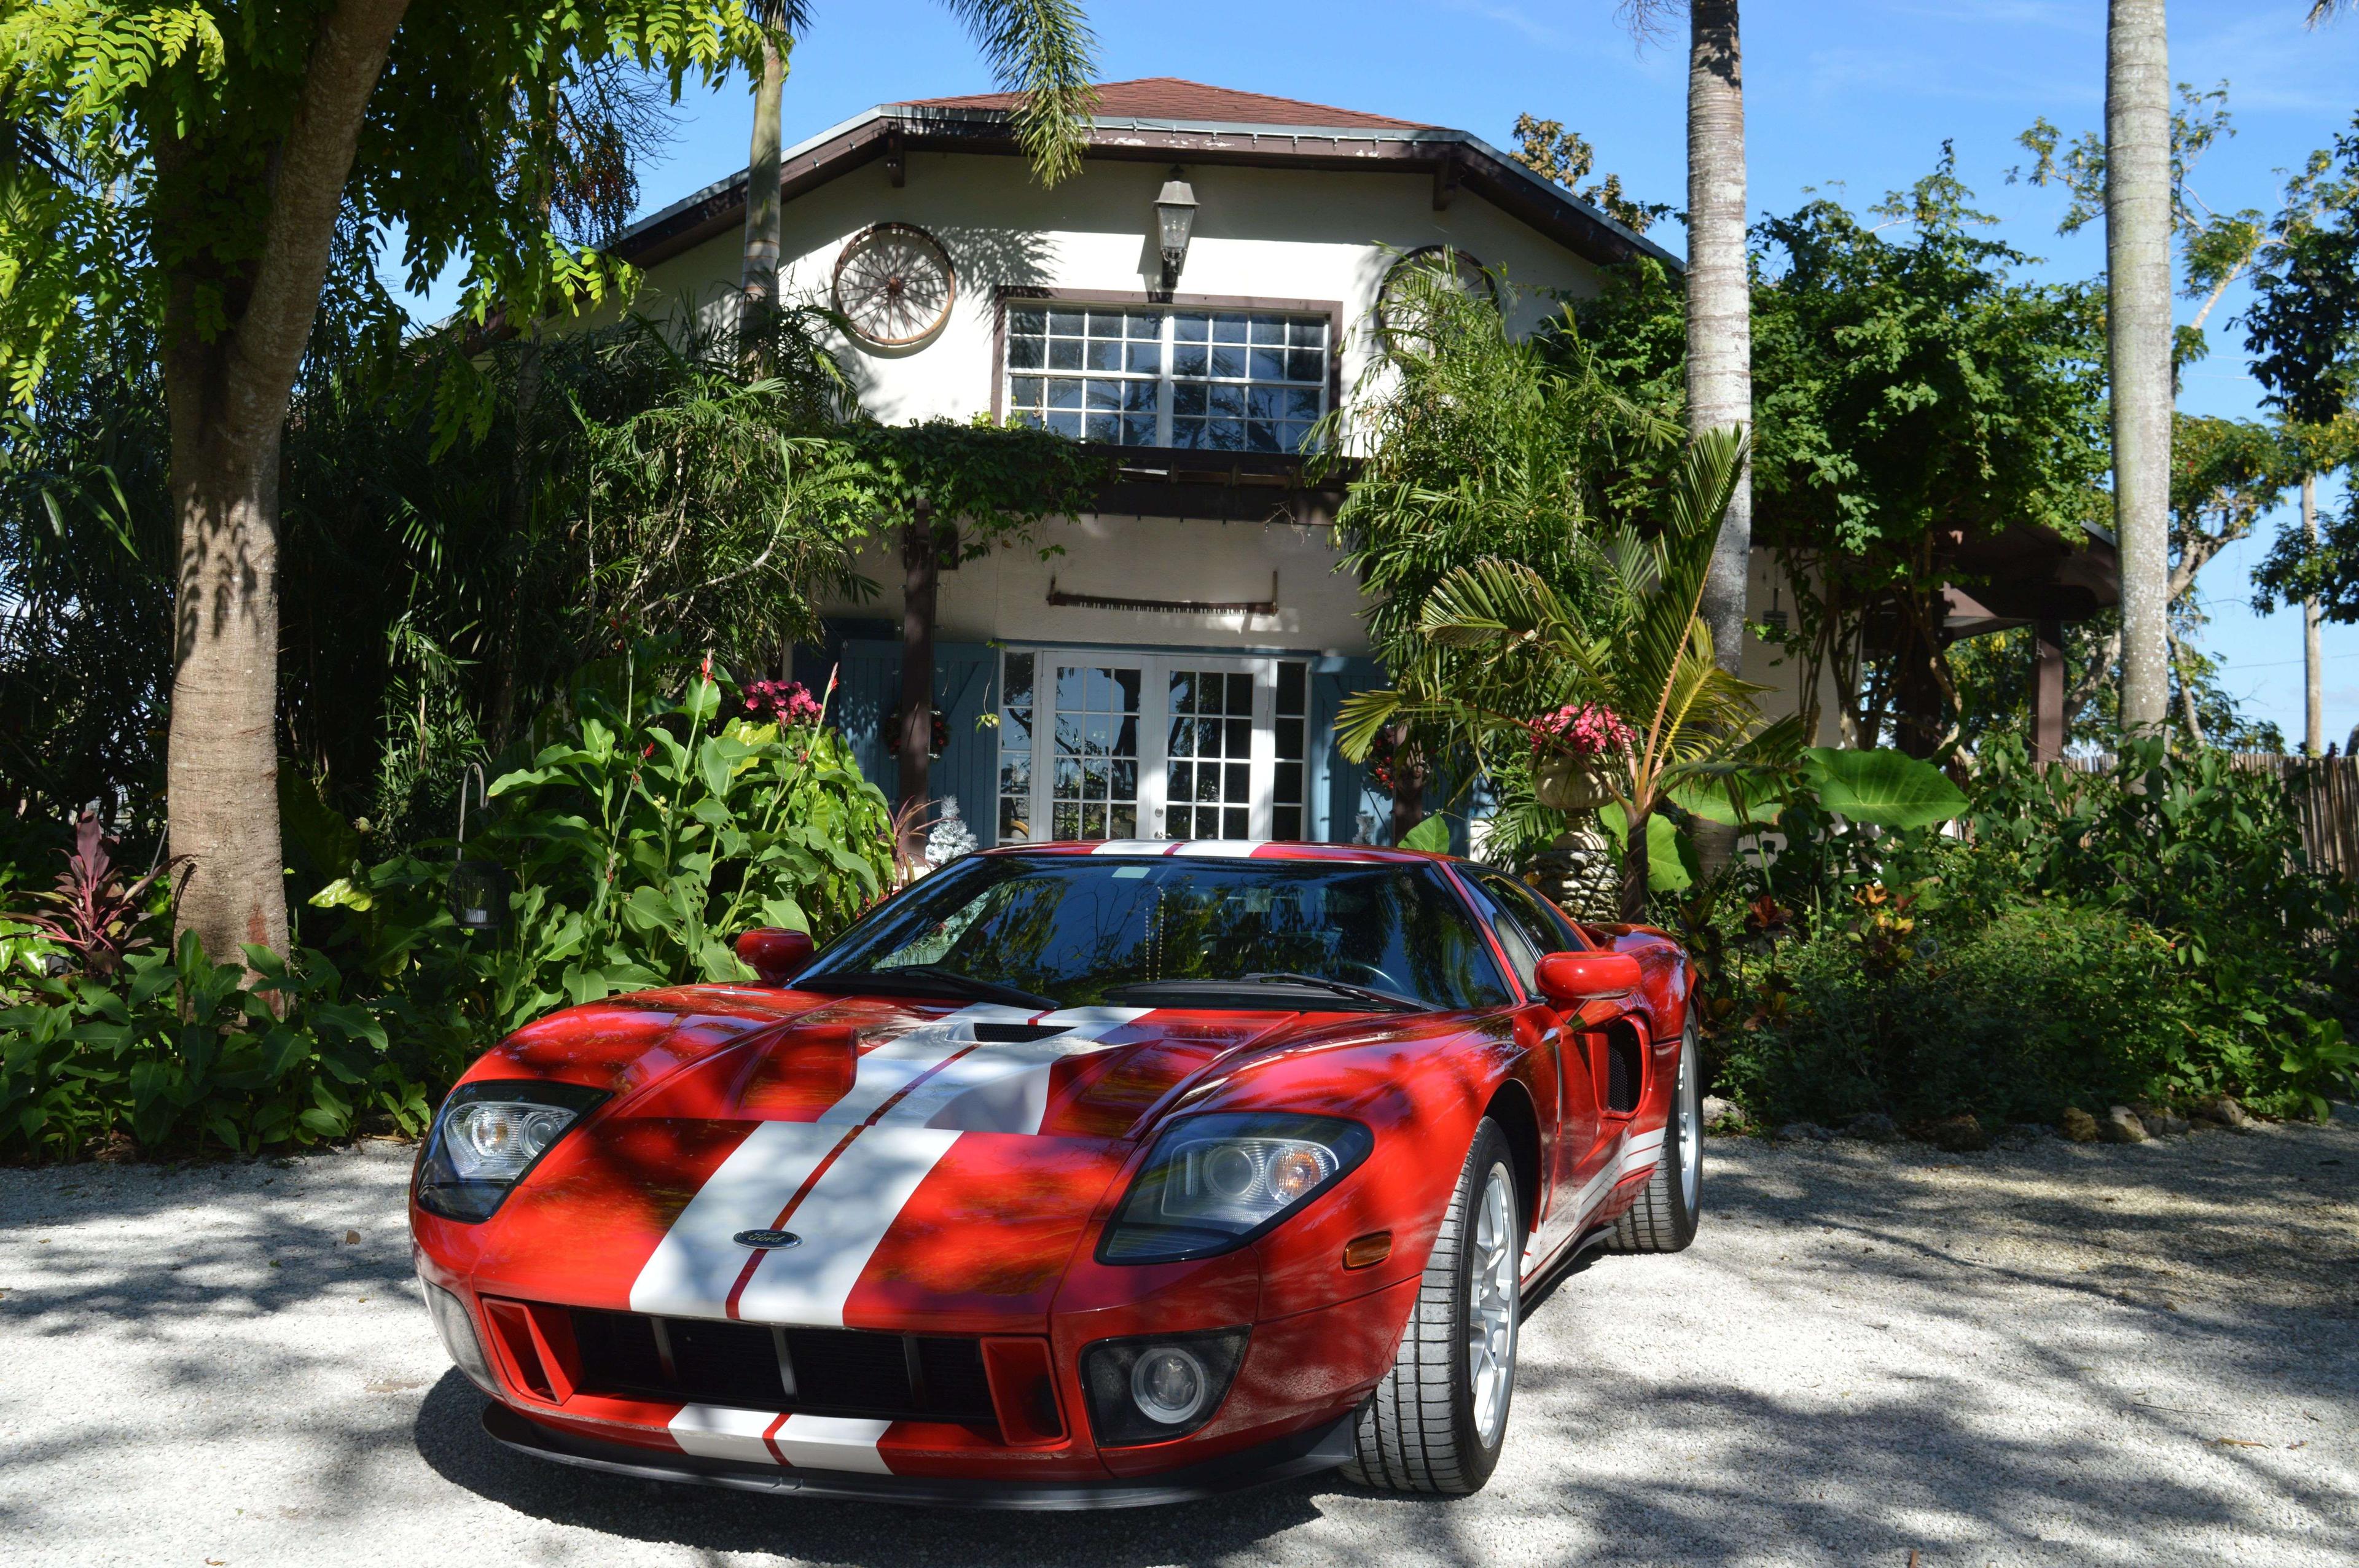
[1618,2,1750,683]
[738,1,1098,332]
[2310,2,2357,21]
[2108,0,2173,736]
[1339,428,1799,921]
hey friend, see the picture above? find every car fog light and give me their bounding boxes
[1079,1328,1248,1446]
[1130,1346,1208,1426]
[421,1277,497,1394]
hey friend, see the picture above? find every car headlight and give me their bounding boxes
[414,1080,608,1222]
[1097,1112,1372,1264]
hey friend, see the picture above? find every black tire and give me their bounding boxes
[1343,1118,1523,1496]
[1606,1016,1703,1254]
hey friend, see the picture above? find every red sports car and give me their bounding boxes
[410,841,1700,1508]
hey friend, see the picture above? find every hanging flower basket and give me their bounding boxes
[1528,703,1633,812]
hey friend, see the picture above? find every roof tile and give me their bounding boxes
[894,76,1431,131]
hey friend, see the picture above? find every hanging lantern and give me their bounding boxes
[448,764,512,934]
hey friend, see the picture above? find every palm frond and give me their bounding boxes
[941,0,1100,185]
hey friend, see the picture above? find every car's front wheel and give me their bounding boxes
[1342,1117,1522,1495]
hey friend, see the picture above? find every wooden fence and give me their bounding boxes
[2063,752,2359,878]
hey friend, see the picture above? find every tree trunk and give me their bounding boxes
[1889,587,1948,759]
[158,0,413,967]
[739,35,786,345]
[488,332,544,751]
[2107,0,2173,736]
[896,509,938,863]
[1687,0,1751,678]
[1383,724,1426,844]
[165,408,292,964]
[2305,470,2324,756]
[1618,803,1651,924]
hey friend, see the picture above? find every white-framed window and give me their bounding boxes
[1001,306,1330,453]
[996,649,1316,844]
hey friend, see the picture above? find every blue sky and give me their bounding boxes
[412,0,2359,746]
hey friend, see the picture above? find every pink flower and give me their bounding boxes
[1529,702,1633,760]
[741,679,824,727]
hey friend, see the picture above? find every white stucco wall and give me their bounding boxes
[585,149,1614,658]
[612,152,1610,440]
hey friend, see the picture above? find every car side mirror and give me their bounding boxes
[735,927,815,985]
[1534,950,1642,1008]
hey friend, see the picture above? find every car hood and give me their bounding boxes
[444,992,1327,1331]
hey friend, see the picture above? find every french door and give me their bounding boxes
[996,650,1312,844]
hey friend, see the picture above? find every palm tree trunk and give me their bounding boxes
[2305,470,2324,755]
[1619,803,1652,923]
[2107,0,2173,736]
[1687,0,1750,679]
[739,35,786,343]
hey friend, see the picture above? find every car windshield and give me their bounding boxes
[802,855,1514,1012]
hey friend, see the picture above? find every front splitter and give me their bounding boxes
[480,1400,1358,1510]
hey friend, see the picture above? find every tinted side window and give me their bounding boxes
[1479,872,1587,953]
[1458,876,1543,993]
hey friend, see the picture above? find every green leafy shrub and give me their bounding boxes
[1,653,899,1161]
[316,656,896,1047]
[1715,899,2189,1128]
[1707,737,2359,1126]
[0,935,433,1160]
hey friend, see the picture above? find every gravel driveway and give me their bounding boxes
[4,1111,2353,1568]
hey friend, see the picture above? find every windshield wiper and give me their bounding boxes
[1240,972,1422,1012]
[1103,973,1418,1013]
[798,963,1060,1012]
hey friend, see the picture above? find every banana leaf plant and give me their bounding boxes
[1339,426,1802,921]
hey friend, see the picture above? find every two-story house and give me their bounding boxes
[602,77,2111,850]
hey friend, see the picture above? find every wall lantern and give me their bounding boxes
[1153,169,1198,288]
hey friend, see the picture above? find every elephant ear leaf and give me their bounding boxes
[1801,747,1967,829]
[1399,814,1452,853]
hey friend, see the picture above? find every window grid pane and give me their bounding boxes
[1050,664,1140,841]
[1272,660,1308,841]
[1006,306,1327,453]
[998,651,1036,843]
[1167,668,1255,841]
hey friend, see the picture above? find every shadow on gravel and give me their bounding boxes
[413,1373,1332,1562]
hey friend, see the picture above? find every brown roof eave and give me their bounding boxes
[609,107,1683,275]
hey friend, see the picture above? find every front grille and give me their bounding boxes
[569,1308,998,1424]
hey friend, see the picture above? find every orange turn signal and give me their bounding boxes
[1342,1231,1393,1270]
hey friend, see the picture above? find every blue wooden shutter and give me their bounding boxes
[834,639,901,798]
[1309,655,1386,844]
[931,642,1000,848]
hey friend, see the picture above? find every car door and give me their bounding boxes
[1468,872,1608,1249]
[1457,873,1594,1265]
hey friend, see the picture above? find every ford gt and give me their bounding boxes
[409,840,1700,1507]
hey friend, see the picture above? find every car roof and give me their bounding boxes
[980,840,1453,867]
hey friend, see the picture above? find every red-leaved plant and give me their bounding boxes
[19,812,180,978]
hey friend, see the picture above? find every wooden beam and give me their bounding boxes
[2033,615,2066,762]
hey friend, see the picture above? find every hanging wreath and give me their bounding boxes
[886,702,949,759]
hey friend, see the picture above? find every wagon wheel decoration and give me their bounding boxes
[1375,245,1498,352]
[832,222,957,348]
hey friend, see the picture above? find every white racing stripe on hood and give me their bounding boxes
[630,1004,1150,1325]
[732,1124,963,1326]
[734,1005,1151,1325]
[630,1120,842,1319]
